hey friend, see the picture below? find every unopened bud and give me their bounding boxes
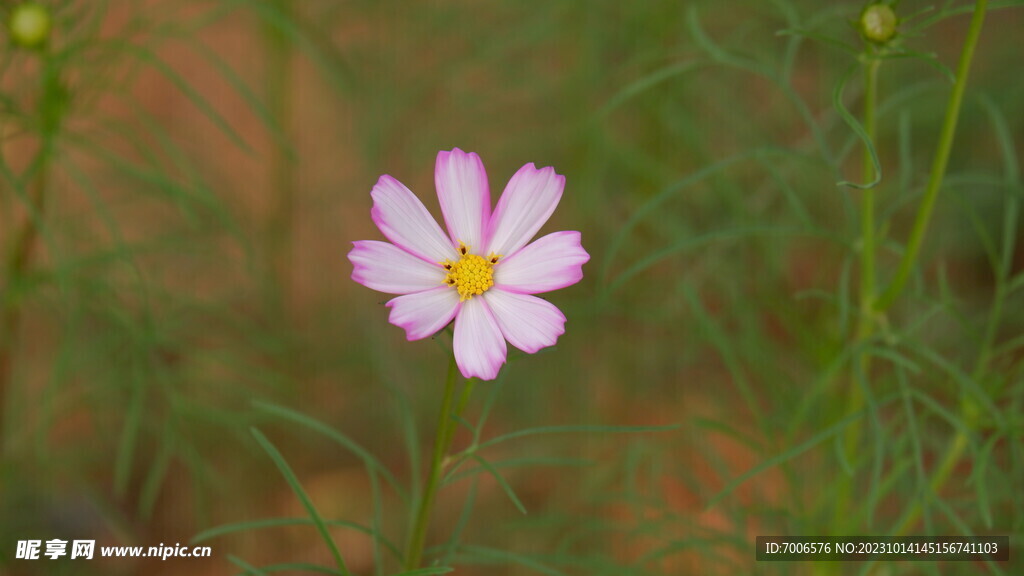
[9,3,51,49]
[860,4,897,44]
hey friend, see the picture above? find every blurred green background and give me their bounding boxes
[0,0,1021,574]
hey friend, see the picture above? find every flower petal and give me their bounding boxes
[371,175,457,263]
[453,297,507,380]
[349,241,447,294]
[483,289,566,354]
[386,287,460,340]
[493,231,589,294]
[436,148,490,250]
[485,163,564,257]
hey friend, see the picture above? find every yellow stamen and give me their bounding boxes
[442,242,500,301]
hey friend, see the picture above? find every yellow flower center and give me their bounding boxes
[443,242,500,301]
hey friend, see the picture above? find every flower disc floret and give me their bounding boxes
[443,244,499,301]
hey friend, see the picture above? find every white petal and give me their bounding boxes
[349,241,447,294]
[484,163,564,257]
[386,287,460,340]
[453,297,507,380]
[371,175,457,263]
[494,231,589,294]
[483,289,566,354]
[435,148,490,250]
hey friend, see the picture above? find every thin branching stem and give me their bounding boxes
[874,0,989,312]
[886,0,991,537]
[0,165,49,439]
[0,45,60,443]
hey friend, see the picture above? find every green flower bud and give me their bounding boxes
[9,3,51,49]
[860,4,897,44]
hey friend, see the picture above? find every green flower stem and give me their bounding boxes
[882,0,990,538]
[0,47,60,442]
[0,167,49,440]
[847,56,881,463]
[859,57,880,319]
[874,0,989,312]
[404,358,474,571]
[831,56,881,536]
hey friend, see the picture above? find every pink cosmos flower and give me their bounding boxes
[349,148,589,381]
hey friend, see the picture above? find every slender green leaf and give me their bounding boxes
[114,370,145,497]
[600,60,704,116]
[390,568,454,576]
[456,545,568,576]
[471,454,527,515]
[708,392,900,509]
[118,43,254,155]
[475,423,678,452]
[228,555,270,576]
[253,400,407,503]
[250,428,349,576]
[445,456,591,486]
[192,517,402,561]
[832,63,881,189]
[440,477,479,566]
